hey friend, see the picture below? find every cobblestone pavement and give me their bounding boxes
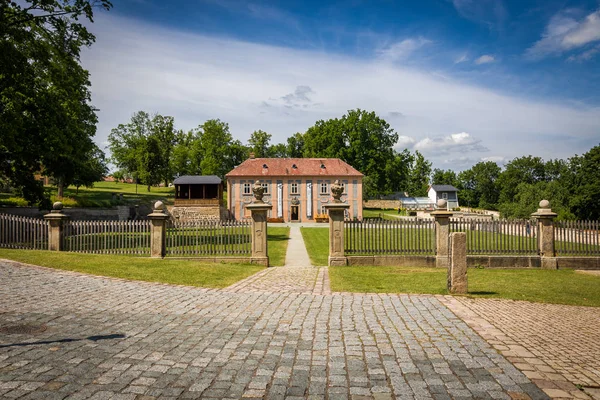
[0,261,550,400]
[225,266,330,295]
[441,296,600,400]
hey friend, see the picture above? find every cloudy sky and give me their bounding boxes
[82,0,600,170]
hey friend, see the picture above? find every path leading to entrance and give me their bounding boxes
[227,226,331,295]
[284,226,312,267]
[0,262,548,400]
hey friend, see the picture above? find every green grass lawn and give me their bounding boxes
[329,266,600,307]
[0,226,288,284]
[301,227,329,266]
[0,181,175,208]
[267,227,290,266]
[0,248,263,288]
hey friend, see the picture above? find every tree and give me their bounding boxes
[568,144,600,220]
[431,169,459,187]
[0,0,112,207]
[407,151,432,196]
[189,119,242,179]
[458,161,501,209]
[497,156,547,204]
[72,144,108,194]
[248,130,271,158]
[267,143,287,158]
[171,130,194,176]
[108,111,175,191]
[286,133,305,157]
[304,109,399,195]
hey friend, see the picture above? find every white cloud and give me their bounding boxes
[526,9,600,60]
[474,54,495,65]
[377,37,432,61]
[413,132,488,154]
[396,135,416,149]
[452,0,508,28]
[82,14,600,170]
[567,45,600,62]
[454,53,469,64]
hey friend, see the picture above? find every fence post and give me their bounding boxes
[44,202,69,251]
[323,180,349,266]
[148,201,169,258]
[449,232,467,294]
[432,199,453,269]
[246,181,272,266]
[531,199,557,270]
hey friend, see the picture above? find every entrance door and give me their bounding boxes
[291,206,299,221]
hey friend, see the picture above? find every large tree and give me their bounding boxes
[189,119,243,179]
[108,111,176,191]
[458,161,501,209]
[568,144,600,220]
[0,0,112,206]
[406,151,431,197]
[304,109,399,195]
[248,130,271,158]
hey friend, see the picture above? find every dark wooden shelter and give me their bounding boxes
[173,175,222,207]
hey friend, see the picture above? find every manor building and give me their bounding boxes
[225,157,363,222]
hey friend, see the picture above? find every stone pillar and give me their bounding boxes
[148,201,169,258]
[246,180,273,266]
[449,232,467,294]
[431,199,453,269]
[44,202,69,251]
[246,203,272,266]
[323,203,349,266]
[531,200,558,270]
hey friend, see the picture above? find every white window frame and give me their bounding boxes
[243,183,251,195]
[291,183,299,195]
[320,182,328,195]
[261,182,269,194]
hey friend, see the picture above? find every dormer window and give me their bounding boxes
[320,163,326,169]
[262,163,268,168]
[292,164,297,169]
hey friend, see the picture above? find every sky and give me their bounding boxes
[81,0,600,171]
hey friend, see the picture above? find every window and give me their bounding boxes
[320,182,328,194]
[341,182,346,193]
[291,183,299,194]
[442,192,448,200]
[243,183,251,195]
[261,182,269,194]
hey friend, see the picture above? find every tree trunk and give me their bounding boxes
[147,185,151,192]
[57,178,64,198]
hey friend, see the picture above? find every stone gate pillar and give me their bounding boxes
[44,202,69,251]
[531,200,558,270]
[431,199,453,269]
[148,201,169,258]
[449,232,467,294]
[246,181,272,266]
[323,180,349,267]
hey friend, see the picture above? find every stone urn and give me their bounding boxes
[331,180,343,203]
[252,180,265,204]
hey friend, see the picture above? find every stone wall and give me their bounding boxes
[167,206,224,222]
[0,206,132,220]
[362,200,400,209]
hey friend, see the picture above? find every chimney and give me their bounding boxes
[249,152,255,159]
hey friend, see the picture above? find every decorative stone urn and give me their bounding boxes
[252,180,265,203]
[331,180,343,203]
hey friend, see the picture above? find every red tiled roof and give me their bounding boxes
[226,158,363,177]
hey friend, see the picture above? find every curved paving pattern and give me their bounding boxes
[0,261,549,400]
[441,296,600,399]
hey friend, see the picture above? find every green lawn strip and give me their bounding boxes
[267,227,290,266]
[0,249,263,288]
[329,266,600,307]
[362,208,404,219]
[300,227,329,266]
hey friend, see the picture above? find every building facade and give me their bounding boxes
[226,158,363,222]
[427,184,459,210]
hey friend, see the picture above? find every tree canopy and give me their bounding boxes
[0,0,112,207]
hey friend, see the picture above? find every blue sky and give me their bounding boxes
[82,0,600,170]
